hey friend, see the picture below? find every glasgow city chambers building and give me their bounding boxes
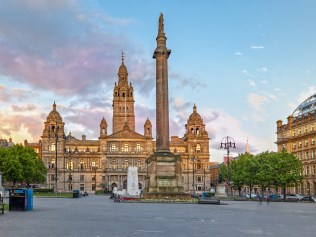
[276,93,316,196]
[28,56,211,194]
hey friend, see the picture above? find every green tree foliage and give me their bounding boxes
[223,150,303,197]
[272,150,303,199]
[0,145,47,186]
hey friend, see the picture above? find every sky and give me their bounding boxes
[0,0,316,162]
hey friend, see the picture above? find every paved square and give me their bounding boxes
[0,196,315,237]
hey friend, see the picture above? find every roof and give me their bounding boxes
[292,93,316,117]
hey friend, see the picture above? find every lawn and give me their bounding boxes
[33,192,72,198]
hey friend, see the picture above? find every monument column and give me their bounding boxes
[153,13,171,152]
[145,13,187,199]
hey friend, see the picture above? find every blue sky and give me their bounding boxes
[0,0,315,162]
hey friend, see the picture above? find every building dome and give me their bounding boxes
[47,102,62,120]
[292,93,316,117]
[188,104,203,123]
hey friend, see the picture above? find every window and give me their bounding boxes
[80,184,84,191]
[312,150,315,159]
[313,165,316,175]
[51,159,55,168]
[122,143,129,152]
[196,144,201,152]
[51,175,55,181]
[305,126,308,133]
[306,166,309,175]
[110,143,117,152]
[293,143,296,149]
[135,144,141,152]
[68,175,72,181]
[92,184,96,191]
[123,160,129,170]
[111,159,118,170]
[299,142,302,148]
[92,175,96,181]
[136,159,142,170]
[293,131,296,136]
[51,143,56,151]
[312,139,315,145]
[305,140,308,147]
[102,176,105,181]
[299,129,302,135]
[80,175,85,182]
[312,124,315,132]
[66,160,73,170]
[305,152,309,160]
[197,176,202,182]
[79,162,85,170]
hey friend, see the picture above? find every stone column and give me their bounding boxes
[153,13,171,152]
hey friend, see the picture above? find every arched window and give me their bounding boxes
[196,128,200,135]
[122,92,125,97]
[191,128,194,134]
[196,144,201,152]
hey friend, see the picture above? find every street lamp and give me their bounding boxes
[49,123,59,193]
[191,142,197,195]
[220,136,236,195]
[92,161,97,194]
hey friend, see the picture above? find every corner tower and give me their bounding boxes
[112,52,135,133]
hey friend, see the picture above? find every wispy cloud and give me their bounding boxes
[257,67,268,72]
[234,52,243,56]
[250,44,264,49]
[248,79,256,87]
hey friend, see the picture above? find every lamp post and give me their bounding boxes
[50,123,59,193]
[191,142,197,195]
[220,136,236,195]
[92,161,97,194]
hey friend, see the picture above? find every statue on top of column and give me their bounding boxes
[158,13,164,33]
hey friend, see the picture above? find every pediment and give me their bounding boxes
[108,129,145,139]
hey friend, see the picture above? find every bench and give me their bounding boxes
[198,198,220,205]
[0,196,4,214]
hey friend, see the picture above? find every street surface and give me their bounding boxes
[0,195,315,237]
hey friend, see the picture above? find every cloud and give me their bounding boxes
[11,104,37,112]
[257,67,268,72]
[250,44,264,49]
[248,79,256,87]
[234,52,243,56]
[0,0,141,97]
[170,71,207,91]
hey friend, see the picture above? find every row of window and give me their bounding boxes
[110,143,143,153]
[292,138,315,149]
[292,124,315,136]
[50,174,106,183]
[109,159,142,170]
[304,165,316,176]
[296,150,316,160]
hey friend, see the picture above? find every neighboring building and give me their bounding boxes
[276,93,316,196]
[24,139,42,158]
[0,138,14,148]
[36,56,210,193]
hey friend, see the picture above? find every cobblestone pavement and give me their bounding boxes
[0,195,315,237]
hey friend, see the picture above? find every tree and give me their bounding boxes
[272,150,303,200]
[230,154,247,196]
[242,153,258,198]
[255,151,275,195]
[0,145,47,187]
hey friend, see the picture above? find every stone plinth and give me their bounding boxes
[215,183,227,197]
[144,152,189,199]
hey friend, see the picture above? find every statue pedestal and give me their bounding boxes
[215,183,227,197]
[144,152,190,199]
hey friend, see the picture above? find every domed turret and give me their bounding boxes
[188,103,203,123]
[47,101,62,121]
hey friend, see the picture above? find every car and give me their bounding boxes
[301,196,316,202]
[286,194,302,201]
[246,193,257,198]
[81,191,88,197]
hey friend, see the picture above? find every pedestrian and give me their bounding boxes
[267,193,270,204]
[258,193,262,205]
